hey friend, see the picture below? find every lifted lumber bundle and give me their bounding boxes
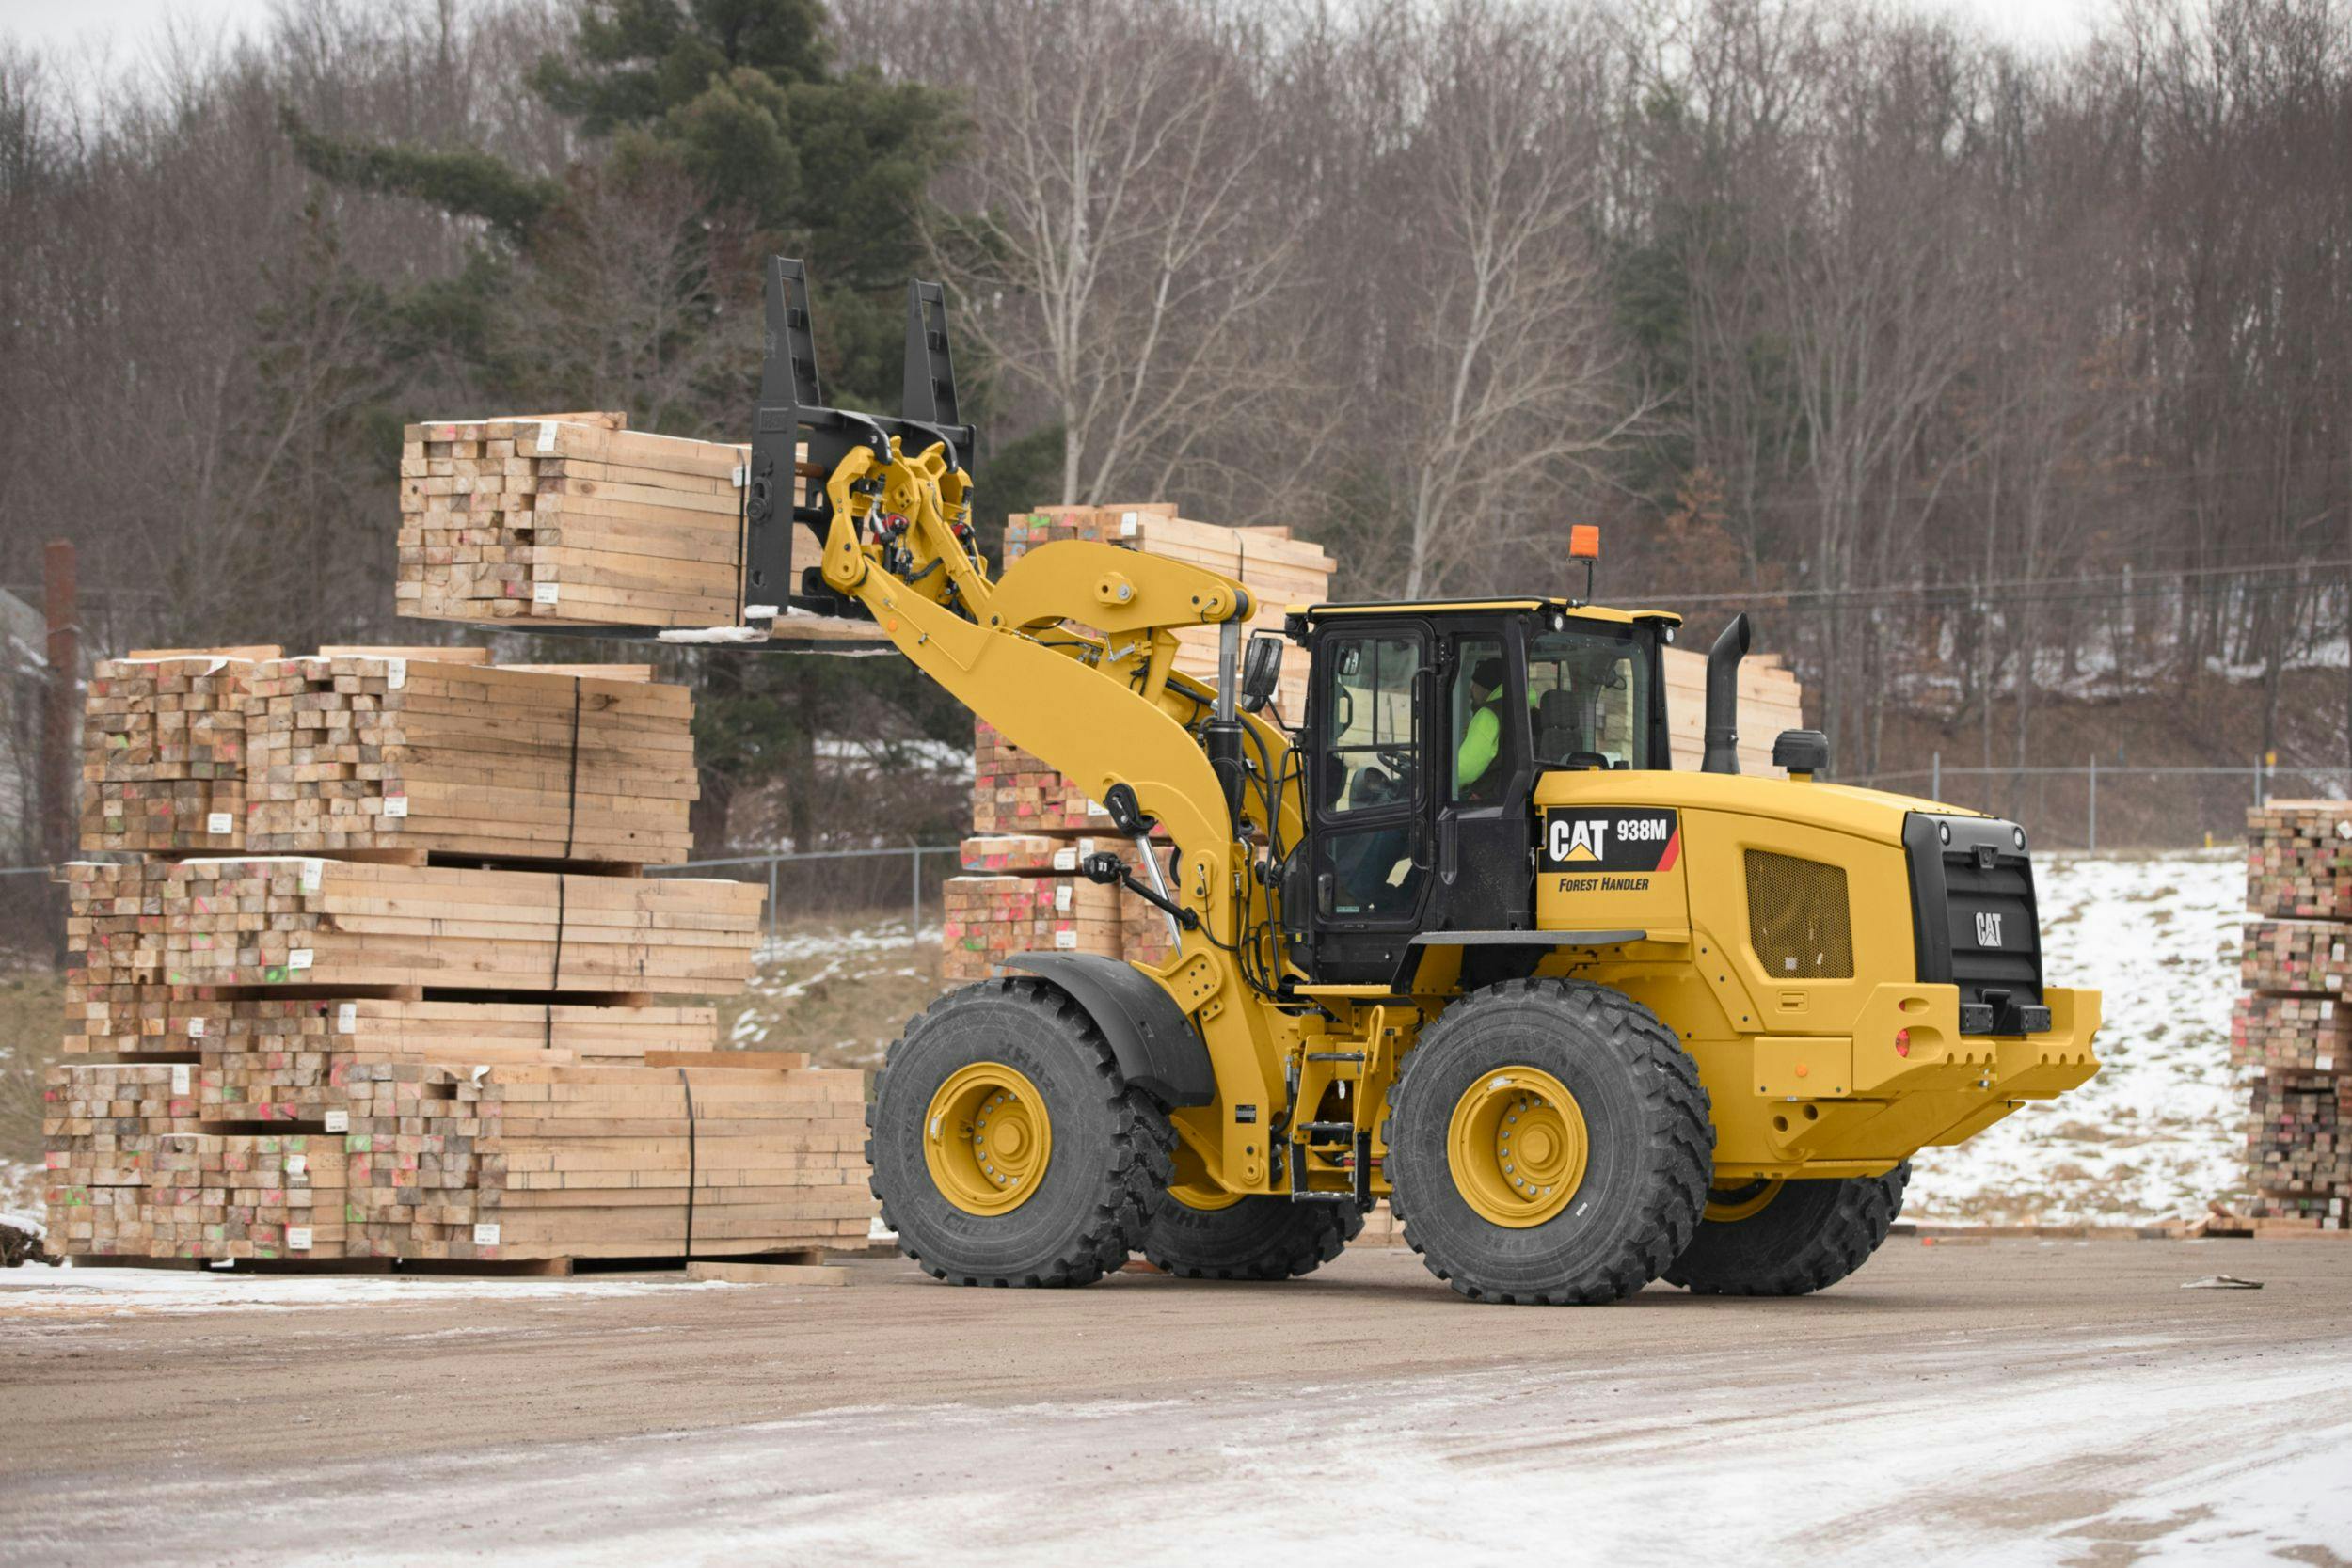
[61,857,761,996]
[243,656,696,863]
[397,413,746,629]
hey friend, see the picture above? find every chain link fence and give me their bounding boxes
[647,846,963,955]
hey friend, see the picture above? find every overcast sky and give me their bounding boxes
[3,0,2110,73]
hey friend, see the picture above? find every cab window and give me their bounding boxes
[1525,626,1650,770]
[1321,634,1421,814]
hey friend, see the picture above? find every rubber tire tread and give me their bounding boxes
[1140,1194,1363,1281]
[1387,978,1712,1306]
[866,977,1174,1288]
[1664,1162,1910,1297]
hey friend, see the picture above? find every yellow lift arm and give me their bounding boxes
[815,435,1303,1192]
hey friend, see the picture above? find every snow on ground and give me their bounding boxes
[25,1331,2347,1564]
[0,1263,737,1316]
[1910,847,2246,1225]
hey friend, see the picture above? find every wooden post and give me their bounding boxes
[40,540,76,866]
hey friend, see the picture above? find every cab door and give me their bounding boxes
[1305,622,1431,982]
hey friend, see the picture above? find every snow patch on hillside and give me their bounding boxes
[1909,847,2247,1224]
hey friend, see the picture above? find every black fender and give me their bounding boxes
[1000,952,1216,1107]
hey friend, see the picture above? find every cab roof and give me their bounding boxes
[1288,598,1683,629]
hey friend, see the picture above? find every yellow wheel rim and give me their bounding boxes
[1705,1179,1784,1223]
[1446,1067,1588,1227]
[923,1062,1052,1216]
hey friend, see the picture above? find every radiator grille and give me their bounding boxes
[1745,851,1854,979]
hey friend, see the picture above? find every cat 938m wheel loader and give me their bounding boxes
[678,261,2100,1303]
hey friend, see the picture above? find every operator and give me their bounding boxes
[1454,657,1510,797]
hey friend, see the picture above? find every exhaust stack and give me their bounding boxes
[1701,614,1752,776]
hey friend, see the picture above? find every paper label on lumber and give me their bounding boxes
[1055,930,1077,949]
[384,794,409,819]
[1052,847,1078,871]
[1087,799,1109,817]
[288,1227,312,1251]
[287,1154,308,1177]
[187,1017,206,1038]
[534,583,561,606]
[300,860,325,893]
[206,813,233,836]
[288,949,313,972]
[473,1223,501,1245]
[1120,512,1140,536]
[1055,885,1073,912]
[337,1004,357,1034]
[386,657,407,690]
[537,421,558,453]
[171,1064,191,1094]
[325,1111,350,1132]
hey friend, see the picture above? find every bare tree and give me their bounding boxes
[920,0,1305,505]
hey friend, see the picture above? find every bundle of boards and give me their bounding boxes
[394,411,871,639]
[45,643,879,1267]
[78,646,689,862]
[2236,801,2352,1230]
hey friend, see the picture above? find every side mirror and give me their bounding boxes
[1239,633,1284,714]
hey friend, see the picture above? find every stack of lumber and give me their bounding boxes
[78,651,275,852]
[972,721,1110,833]
[2247,801,2352,918]
[199,1001,716,1122]
[2231,994,2349,1075]
[40,1131,348,1260]
[2242,918,2352,994]
[942,874,1122,982]
[1659,647,1804,777]
[243,657,696,863]
[340,1060,870,1261]
[47,634,882,1269]
[61,857,762,995]
[2237,802,2352,1229]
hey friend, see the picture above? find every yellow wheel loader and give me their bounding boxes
[675,261,2099,1303]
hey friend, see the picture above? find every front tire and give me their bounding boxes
[1665,1164,1910,1296]
[1386,979,1712,1305]
[867,978,1171,1287]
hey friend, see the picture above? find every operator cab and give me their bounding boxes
[1278,599,1679,985]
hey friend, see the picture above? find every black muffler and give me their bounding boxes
[1702,613,1751,776]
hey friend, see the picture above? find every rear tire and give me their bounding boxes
[1385,978,1712,1305]
[1664,1164,1910,1296]
[866,978,1171,1287]
[1139,1192,1361,1280]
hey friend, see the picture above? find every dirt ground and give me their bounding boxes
[5,1237,2351,1564]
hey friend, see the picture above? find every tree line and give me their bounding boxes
[3,0,2348,856]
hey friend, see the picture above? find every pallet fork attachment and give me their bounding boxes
[739,259,978,627]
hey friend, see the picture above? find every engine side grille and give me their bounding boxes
[1745,851,1854,979]
[1903,812,2048,1034]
